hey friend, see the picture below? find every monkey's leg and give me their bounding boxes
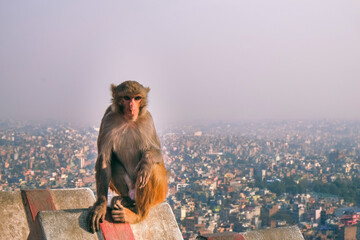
[114,163,168,224]
[88,155,111,233]
[111,206,140,224]
[111,196,136,210]
[110,159,132,197]
[110,161,137,222]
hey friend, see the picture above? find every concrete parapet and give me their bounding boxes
[50,188,96,210]
[0,189,183,240]
[36,202,183,240]
[241,225,304,240]
[0,188,95,240]
[1,188,305,240]
[37,209,103,240]
[197,226,304,240]
[131,202,183,240]
[196,232,244,240]
[0,191,30,239]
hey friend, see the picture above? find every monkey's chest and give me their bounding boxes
[112,126,145,165]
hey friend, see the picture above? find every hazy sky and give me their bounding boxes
[1,1,360,128]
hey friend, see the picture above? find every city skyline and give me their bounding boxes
[1,119,360,239]
[1,1,360,129]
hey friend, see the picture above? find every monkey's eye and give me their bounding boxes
[124,96,131,100]
[134,96,142,101]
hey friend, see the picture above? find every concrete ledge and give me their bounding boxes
[131,202,183,240]
[36,202,183,240]
[196,232,243,240]
[0,189,183,240]
[197,226,304,240]
[51,188,95,210]
[1,188,305,240]
[241,226,304,240]
[0,188,95,240]
[0,191,30,240]
[37,209,103,240]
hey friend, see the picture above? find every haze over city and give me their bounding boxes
[1,1,360,129]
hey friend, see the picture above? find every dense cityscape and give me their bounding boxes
[1,119,360,239]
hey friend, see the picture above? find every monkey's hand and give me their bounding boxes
[88,200,107,233]
[111,196,124,210]
[110,197,137,223]
[136,161,152,189]
[111,196,125,222]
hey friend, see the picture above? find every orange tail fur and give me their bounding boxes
[135,163,168,222]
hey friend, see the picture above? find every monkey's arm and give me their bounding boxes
[136,126,163,188]
[136,149,163,189]
[136,112,164,188]
[88,154,111,233]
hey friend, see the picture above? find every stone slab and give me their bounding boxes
[198,226,304,240]
[241,226,304,240]
[131,202,184,240]
[36,202,183,240]
[51,188,95,209]
[197,232,245,240]
[0,188,96,240]
[0,191,30,240]
[196,232,245,240]
[100,211,135,240]
[24,189,56,220]
[38,208,103,240]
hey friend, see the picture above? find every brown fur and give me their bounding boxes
[88,81,167,232]
[110,80,150,116]
[110,163,168,223]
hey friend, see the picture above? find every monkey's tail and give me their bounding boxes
[135,163,168,222]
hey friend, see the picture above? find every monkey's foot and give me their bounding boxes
[111,207,140,223]
[111,196,136,211]
[110,196,139,223]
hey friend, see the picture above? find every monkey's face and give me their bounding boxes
[121,95,142,121]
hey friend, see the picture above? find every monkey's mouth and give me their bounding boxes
[128,108,136,115]
[124,108,139,120]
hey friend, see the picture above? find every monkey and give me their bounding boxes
[88,81,168,233]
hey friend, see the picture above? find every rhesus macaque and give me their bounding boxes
[88,81,168,233]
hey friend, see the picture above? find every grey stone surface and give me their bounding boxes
[51,188,95,210]
[37,202,183,240]
[38,209,103,240]
[0,189,305,240]
[131,202,184,240]
[241,225,304,240]
[0,188,96,240]
[0,191,30,240]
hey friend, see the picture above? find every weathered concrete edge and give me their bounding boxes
[241,225,304,240]
[51,188,95,209]
[37,208,104,240]
[0,191,30,239]
[197,226,304,240]
[36,203,184,240]
[130,202,184,240]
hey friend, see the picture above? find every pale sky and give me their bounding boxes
[1,1,360,129]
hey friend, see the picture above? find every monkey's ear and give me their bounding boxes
[111,84,117,96]
[146,87,150,93]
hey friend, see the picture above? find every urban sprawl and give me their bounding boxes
[1,120,360,239]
